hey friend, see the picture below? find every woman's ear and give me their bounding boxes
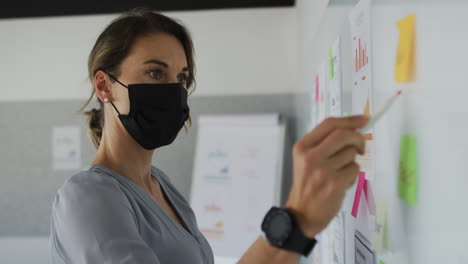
[94,70,113,103]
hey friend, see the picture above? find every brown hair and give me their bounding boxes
[80,7,196,149]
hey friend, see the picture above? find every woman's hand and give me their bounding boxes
[285,116,368,238]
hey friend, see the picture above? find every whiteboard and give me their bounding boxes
[298,0,468,263]
[190,114,286,262]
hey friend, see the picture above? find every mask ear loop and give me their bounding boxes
[99,69,129,116]
[109,100,121,116]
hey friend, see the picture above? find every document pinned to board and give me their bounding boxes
[349,0,376,181]
[329,37,342,118]
[52,126,81,170]
[372,197,388,254]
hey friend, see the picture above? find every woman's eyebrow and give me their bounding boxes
[144,59,189,72]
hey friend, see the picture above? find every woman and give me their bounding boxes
[50,8,367,264]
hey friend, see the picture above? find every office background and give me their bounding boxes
[1,0,468,263]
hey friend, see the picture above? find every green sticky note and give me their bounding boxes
[329,48,334,79]
[398,134,418,205]
[379,261,386,264]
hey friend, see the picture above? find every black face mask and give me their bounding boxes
[104,72,190,150]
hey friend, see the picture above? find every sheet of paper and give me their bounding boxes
[319,226,332,264]
[307,232,322,264]
[311,246,322,264]
[378,250,409,264]
[398,134,418,205]
[395,14,416,83]
[331,211,346,264]
[310,76,318,128]
[364,179,376,215]
[317,61,328,125]
[349,0,376,181]
[372,197,387,254]
[317,210,346,264]
[310,60,328,128]
[191,115,284,260]
[52,126,81,170]
[355,231,376,264]
[329,37,342,117]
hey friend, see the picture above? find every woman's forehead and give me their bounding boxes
[126,33,188,69]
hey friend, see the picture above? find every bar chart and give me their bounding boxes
[354,36,369,72]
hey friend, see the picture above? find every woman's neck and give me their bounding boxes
[91,124,156,193]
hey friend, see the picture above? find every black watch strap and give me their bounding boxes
[282,209,317,256]
[282,221,317,256]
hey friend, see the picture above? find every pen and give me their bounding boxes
[359,90,402,133]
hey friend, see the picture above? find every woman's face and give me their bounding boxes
[106,32,189,116]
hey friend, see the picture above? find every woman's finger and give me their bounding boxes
[327,147,359,171]
[295,116,368,152]
[316,128,365,158]
[336,162,360,188]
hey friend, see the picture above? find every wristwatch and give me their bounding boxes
[261,206,317,257]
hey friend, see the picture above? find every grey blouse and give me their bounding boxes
[50,165,214,264]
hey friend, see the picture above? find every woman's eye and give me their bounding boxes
[177,73,188,84]
[148,69,163,80]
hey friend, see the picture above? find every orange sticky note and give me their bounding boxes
[395,14,416,83]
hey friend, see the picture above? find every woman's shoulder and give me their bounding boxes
[53,166,131,216]
[50,167,146,264]
[58,166,122,196]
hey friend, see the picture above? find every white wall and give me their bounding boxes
[0,7,298,102]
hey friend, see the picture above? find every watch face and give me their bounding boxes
[264,209,292,246]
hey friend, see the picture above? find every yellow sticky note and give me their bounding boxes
[398,134,418,205]
[395,14,416,83]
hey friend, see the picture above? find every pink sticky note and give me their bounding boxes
[364,179,376,216]
[315,75,319,101]
[351,172,366,218]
